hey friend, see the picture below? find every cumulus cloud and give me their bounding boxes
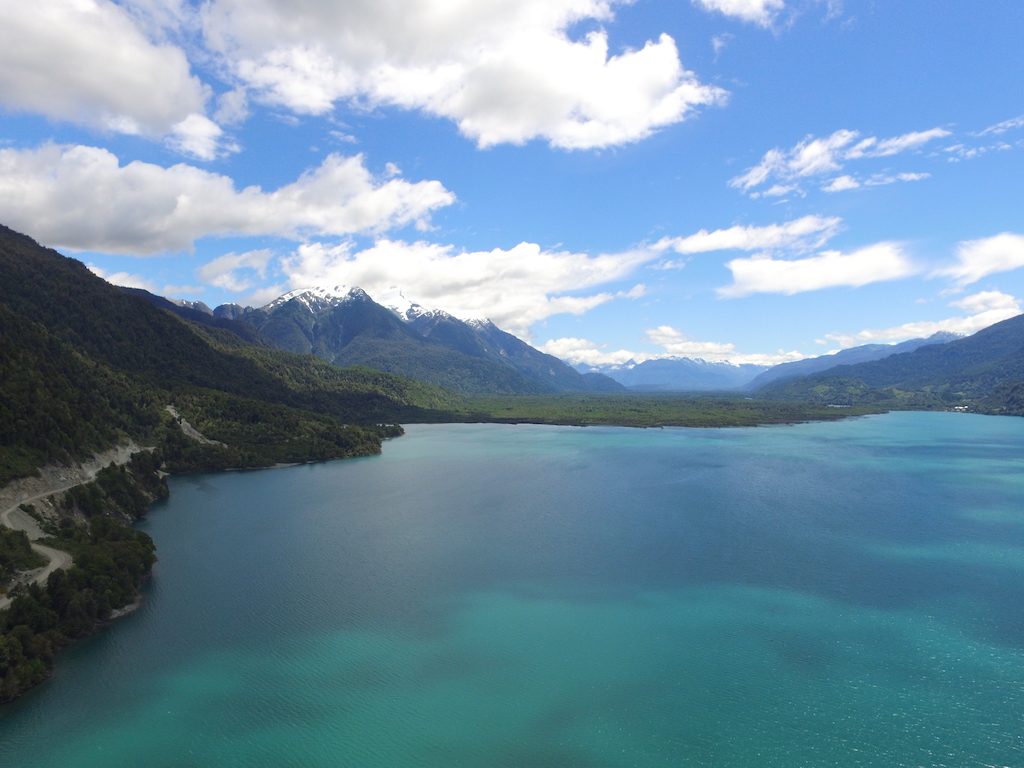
[719,242,917,297]
[86,264,159,292]
[655,215,841,261]
[198,0,726,149]
[207,215,852,338]
[0,143,454,254]
[272,238,652,338]
[645,325,748,359]
[213,88,250,126]
[644,325,805,364]
[197,249,273,291]
[731,127,948,195]
[0,0,206,135]
[227,215,851,335]
[166,114,240,160]
[692,0,784,27]
[541,328,806,366]
[539,337,641,367]
[933,233,1024,286]
[949,289,1020,314]
[824,291,1021,347]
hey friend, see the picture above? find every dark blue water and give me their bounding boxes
[2,413,1024,766]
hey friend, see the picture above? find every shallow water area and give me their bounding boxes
[3,412,1024,766]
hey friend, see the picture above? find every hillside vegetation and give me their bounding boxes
[455,393,888,427]
[0,223,478,703]
[0,224,464,484]
[755,314,1024,413]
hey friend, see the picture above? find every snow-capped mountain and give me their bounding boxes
[576,358,769,391]
[260,286,366,314]
[209,287,622,395]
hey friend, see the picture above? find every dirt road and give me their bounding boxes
[0,444,144,611]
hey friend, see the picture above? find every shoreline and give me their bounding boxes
[0,443,146,611]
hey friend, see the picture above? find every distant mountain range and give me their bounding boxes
[132,286,623,395]
[576,358,769,391]
[757,314,1024,411]
[745,332,961,390]
[571,332,964,393]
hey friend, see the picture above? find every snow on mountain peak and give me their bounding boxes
[377,288,481,325]
[260,284,494,328]
[260,285,367,313]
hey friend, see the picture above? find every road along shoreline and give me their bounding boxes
[0,443,144,610]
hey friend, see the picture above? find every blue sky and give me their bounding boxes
[1,0,1022,366]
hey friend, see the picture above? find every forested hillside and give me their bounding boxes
[0,224,463,484]
[0,223,478,701]
[756,313,1024,411]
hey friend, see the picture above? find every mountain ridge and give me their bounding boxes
[576,357,769,391]
[756,314,1024,410]
[206,287,623,395]
[746,331,962,390]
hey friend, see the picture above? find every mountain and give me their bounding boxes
[215,288,623,395]
[0,224,464,482]
[746,332,961,390]
[122,288,278,349]
[757,314,1024,408]
[576,358,768,391]
[395,302,624,393]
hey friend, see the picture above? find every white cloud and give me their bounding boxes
[719,242,917,297]
[822,175,860,192]
[949,289,1020,314]
[213,88,250,126]
[731,127,949,195]
[711,33,734,57]
[539,337,641,366]
[824,291,1021,347]
[977,114,1024,136]
[843,128,950,159]
[165,113,239,160]
[0,0,207,135]
[274,238,653,338]
[541,329,806,366]
[86,264,158,292]
[692,0,784,27]
[656,215,842,258]
[644,325,806,364]
[198,0,726,149]
[197,249,273,291]
[206,214,854,338]
[822,171,929,193]
[933,233,1024,286]
[645,325,745,359]
[0,143,455,254]
[731,130,856,192]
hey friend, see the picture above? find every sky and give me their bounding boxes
[1,0,1022,367]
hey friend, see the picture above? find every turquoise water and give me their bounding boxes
[3,412,1024,766]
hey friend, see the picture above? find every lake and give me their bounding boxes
[2,413,1024,766]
